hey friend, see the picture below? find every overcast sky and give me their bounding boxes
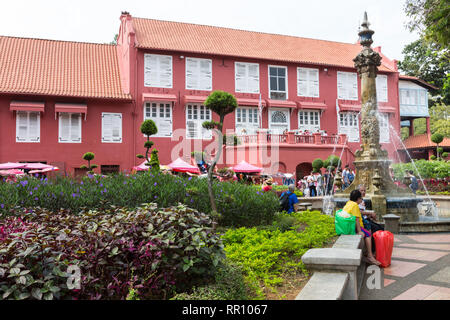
[1,0,420,61]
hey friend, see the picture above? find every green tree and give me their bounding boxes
[312,159,324,173]
[398,38,450,105]
[202,91,238,216]
[138,120,158,171]
[404,0,450,48]
[431,132,444,158]
[430,103,450,136]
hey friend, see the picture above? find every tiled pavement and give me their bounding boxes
[359,233,450,300]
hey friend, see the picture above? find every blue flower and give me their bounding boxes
[123,181,127,185]
[20,180,28,187]
[188,177,192,181]
[80,181,84,185]
[30,191,33,195]
[154,182,157,186]
[34,197,38,201]
[0,204,4,209]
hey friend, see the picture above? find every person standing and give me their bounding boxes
[316,171,324,196]
[307,171,317,197]
[342,165,350,190]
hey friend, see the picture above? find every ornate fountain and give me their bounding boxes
[333,12,422,222]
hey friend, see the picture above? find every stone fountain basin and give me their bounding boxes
[333,197,423,210]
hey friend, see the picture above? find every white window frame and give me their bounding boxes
[337,71,358,101]
[268,65,288,100]
[235,62,260,94]
[58,112,82,143]
[144,54,173,88]
[269,108,290,134]
[339,112,360,142]
[143,102,173,137]
[185,57,212,91]
[16,111,40,143]
[101,112,122,143]
[185,104,212,140]
[298,110,321,132]
[235,107,259,135]
[297,67,319,98]
[376,74,388,102]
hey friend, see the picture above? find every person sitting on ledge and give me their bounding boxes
[343,189,381,266]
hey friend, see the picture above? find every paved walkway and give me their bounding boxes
[359,233,450,300]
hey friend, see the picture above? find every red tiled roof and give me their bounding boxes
[133,18,396,72]
[403,133,450,149]
[399,75,438,91]
[0,36,131,100]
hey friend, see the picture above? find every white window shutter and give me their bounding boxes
[350,73,358,100]
[102,114,113,142]
[298,68,308,96]
[186,58,198,90]
[70,114,81,142]
[112,114,122,142]
[200,60,212,90]
[310,69,319,97]
[59,113,70,142]
[235,63,247,92]
[337,72,346,99]
[159,55,172,88]
[187,120,197,138]
[248,64,259,93]
[16,112,28,141]
[28,112,39,142]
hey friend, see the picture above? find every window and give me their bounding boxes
[378,113,390,143]
[58,113,81,143]
[144,102,173,137]
[186,57,212,91]
[269,109,289,134]
[298,110,320,132]
[236,107,259,135]
[337,71,358,100]
[102,113,122,143]
[16,111,40,143]
[269,66,287,100]
[144,54,173,88]
[400,89,427,106]
[339,112,360,142]
[101,165,120,175]
[297,67,319,97]
[186,104,212,139]
[376,75,388,102]
[235,62,260,93]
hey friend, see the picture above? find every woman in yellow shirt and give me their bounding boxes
[343,190,380,266]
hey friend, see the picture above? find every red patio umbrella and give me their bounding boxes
[28,167,59,174]
[0,169,26,176]
[0,162,27,170]
[167,158,200,174]
[232,160,263,173]
[22,163,55,170]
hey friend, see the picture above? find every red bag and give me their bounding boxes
[373,230,394,268]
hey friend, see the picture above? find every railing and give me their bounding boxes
[235,133,345,146]
[321,135,339,145]
[295,134,315,144]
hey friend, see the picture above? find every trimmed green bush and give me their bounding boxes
[0,172,278,228]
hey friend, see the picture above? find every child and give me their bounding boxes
[343,189,380,266]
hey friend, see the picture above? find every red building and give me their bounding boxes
[1,12,404,179]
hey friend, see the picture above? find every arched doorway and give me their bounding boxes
[296,162,312,183]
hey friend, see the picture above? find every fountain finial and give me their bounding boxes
[358,11,374,47]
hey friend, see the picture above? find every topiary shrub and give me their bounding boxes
[312,158,324,173]
[82,152,98,174]
[139,119,158,171]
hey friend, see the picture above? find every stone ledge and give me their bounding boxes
[302,248,362,269]
[332,234,363,249]
[296,272,349,300]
